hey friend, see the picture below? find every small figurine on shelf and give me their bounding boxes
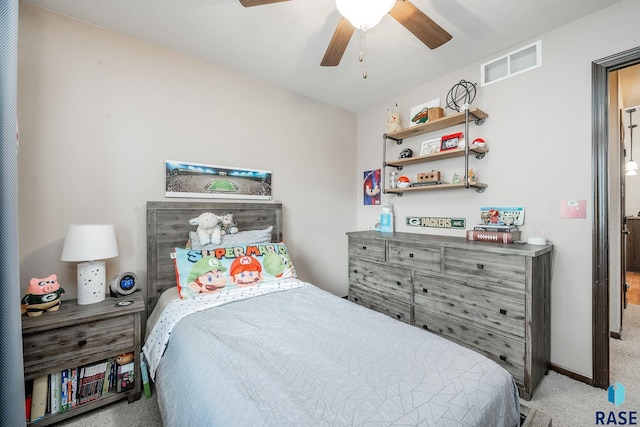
[21,274,65,317]
[480,211,491,225]
[385,103,402,134]
[467,168,477,185]
[389,171,398,189]
[452,173,460,184]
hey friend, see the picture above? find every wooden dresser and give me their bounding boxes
[347,230,553,400]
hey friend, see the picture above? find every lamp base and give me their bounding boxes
[76,260,106,305]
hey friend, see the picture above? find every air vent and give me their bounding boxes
[481,40,542,86]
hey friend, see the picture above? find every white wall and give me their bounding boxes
[356,0,640,378]
[17,4,357,300]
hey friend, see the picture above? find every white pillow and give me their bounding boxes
[189,226,273,250]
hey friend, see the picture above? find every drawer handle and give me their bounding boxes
[362,246,367,250]
[354,269,358,274]
[422,324,428,330]
[499,308,507,315]
[354,297,359,302]
[396,281,402,286]
[422,288,428,293]
[409,253,414,258]
[477,264,484,269]
[396,314,402,320]
[500,355,507,362]
[78,339,87,347]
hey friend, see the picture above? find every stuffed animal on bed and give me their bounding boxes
[21,274,65,317]
[219,213,238,236]
[189,212,222,245]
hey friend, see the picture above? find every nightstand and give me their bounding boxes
[22,291,145,426]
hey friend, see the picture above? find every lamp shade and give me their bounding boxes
[335,0,396,30]
[61,224,119,262]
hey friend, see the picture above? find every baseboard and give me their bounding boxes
[610,331,621,339]
[549,363,592,385]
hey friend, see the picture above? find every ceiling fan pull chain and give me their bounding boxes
[360,28,367,79]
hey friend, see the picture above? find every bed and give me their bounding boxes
[142,201,521,426]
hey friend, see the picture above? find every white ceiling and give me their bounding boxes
[22,0,621,112]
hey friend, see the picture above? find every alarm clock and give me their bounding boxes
[109,272,138,297]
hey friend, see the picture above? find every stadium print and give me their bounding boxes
[165,161,272,200]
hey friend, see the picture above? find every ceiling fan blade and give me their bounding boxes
[239,0,290,7]
[321,17,355,67]
[389,0,452,49]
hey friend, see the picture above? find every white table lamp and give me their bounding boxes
[61,224,119,305]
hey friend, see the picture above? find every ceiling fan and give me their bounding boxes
[239,0,452,67]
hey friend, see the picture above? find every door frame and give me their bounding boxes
[592,45,640,389]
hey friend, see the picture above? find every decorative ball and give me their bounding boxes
[397,176,411,188]
[472,138,486,148]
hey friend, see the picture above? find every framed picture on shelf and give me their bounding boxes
[420,137,441,156]
[440,132,463,151]
[409,98,440,127]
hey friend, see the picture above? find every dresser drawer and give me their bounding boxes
[349,258,411,302]
[414,308,525,385]
[348,237,385,263]
[387,241,441,273]
[444,247,526,289]
[23,314,135,378]
[414,272,525,338]
[349,285,411,324]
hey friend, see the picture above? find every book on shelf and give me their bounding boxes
[78,359,108,404]
[108,358,118,393]
[117,362,135,393]
[473,224,519,232]
[25,355,134,422]
[60,369,69,413]
[466,229,521,244]
[30,375,48,422]
[49,371,60,415]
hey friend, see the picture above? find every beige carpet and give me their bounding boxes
[523,303,640,426]
[56,304,640,427]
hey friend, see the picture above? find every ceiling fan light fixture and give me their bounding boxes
[335,0,396,30]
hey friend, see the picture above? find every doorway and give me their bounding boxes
[593,46,640,390]
[620,66,640,310]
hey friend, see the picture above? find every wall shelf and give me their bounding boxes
[385,108,488,142]
[387,182,487,194]
[382,107,489,195]
[385,146,488,169]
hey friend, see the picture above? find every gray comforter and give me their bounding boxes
[152,283,520,426]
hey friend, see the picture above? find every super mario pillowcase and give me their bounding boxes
[173,243,297,299]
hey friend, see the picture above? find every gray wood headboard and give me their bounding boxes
[146,201,283,311]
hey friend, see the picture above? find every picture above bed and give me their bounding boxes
[173,243,297,299]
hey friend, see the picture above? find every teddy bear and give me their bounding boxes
[385,103,402,134]
[189,212,222,245]
[219,212,238,236]
[21,274,65,317]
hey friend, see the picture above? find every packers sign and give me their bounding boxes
[405,216,466,229]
